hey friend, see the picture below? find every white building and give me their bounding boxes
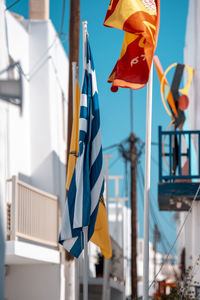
[0,0,68,299]
[108,201,131,297]
[176,0,200,288]
[107,193,168,299]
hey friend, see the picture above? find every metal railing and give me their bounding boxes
[7,176,59,248]
[158,126,200,183]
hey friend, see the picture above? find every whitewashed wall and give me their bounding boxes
[2,9,69,300]
[6,11,30,179]
[0,1,10,298]
[182,0,200,283]
[2,8,69,228]
[28,20,68,211]
[5,264,61,300]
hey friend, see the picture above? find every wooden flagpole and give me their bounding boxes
[67,0,80,172]
[143,66,153,300]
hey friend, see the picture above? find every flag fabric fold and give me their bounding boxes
[59,37,111,258]
[66,80,81,190]
[91,196,112,259]
[104,0,160,91]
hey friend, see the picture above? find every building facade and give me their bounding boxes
[0,1,68,299]
[177,0,200,286]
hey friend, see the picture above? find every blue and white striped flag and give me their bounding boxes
[59,37,104,258]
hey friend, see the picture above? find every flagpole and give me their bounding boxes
[102,154,112,300]
[143,65,153,300]
[82,20,89,300]
[72,62,77,112]
[72,60,80,300]
[82,21,87,81]
[83,226,89,300]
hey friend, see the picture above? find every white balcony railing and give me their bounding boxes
[7,176,59,248]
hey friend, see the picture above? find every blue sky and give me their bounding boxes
[7,0,189,253]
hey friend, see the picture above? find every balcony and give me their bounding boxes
[158,126,200,211]
[5,177,125,299]
[6,176,60,264]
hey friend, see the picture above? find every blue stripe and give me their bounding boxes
[87,73,93,97]
[82,71,88,95]
[90,93,100,141]
[82,73,92,98]
[91,114,100,142]
[66,173,82,238]
[67,172,76,229]
[92,92,99,111]
[90,148,103,190]
[79,130,86,143]
[80,106,88,119]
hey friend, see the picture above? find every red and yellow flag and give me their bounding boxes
[104,0,160,91]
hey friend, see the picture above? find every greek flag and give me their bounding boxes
[59,37,104,258]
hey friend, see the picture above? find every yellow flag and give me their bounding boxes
[91,197,112,259]
[66,80,80,190]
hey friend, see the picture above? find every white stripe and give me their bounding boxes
[79,118,87,133]
[90,167,104,214]
[80,94,87,107]
[87,61,98,97]
[91,129,102,166]
[61,198,72,239]
[73,149,85,228]
[63,237,78,252]
[91,70,98,96]
[87,60,92,74]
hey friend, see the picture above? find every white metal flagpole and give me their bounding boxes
[82,20,89,300]
[83,226,89,300]
[82,21,87,83]
[102,154,112,300]
[71,61,80,300]
[143,65,153,300]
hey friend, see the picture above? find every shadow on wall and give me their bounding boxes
[19,150,66,213]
